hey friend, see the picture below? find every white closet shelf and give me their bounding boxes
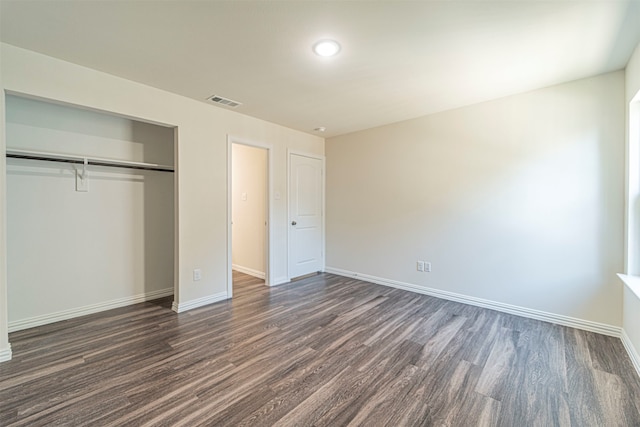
[5,148,174,172]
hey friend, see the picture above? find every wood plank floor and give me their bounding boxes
[1,272,640,426]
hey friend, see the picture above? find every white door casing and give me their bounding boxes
[288,152,324,279]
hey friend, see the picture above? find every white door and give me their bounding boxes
[289,153,323,279]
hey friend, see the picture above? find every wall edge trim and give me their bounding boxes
[272,277,290,286]
[0,346,12,363]
[8,288,174,333]
[621,329,640,377]
[325,267,621,337]
[171,291,228,313]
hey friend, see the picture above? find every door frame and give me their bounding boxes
[227,136,273,296]
[287,149,326,281]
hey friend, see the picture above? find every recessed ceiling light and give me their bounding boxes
[313,40,341,57]
[314,127,326,132]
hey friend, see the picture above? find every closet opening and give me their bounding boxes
[229,140,271,294]
[5,94,176,332]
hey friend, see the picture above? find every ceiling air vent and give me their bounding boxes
[207,94,242,108]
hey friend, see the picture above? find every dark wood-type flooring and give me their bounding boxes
[1,272,640,426]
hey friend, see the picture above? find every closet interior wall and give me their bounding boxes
[5,95,175,330]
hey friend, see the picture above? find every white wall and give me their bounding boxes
[232,143,267,278]
[0,43,324,355]
[623,41,640,369]
[0,51,11,361]
[628,43,640,106]
[5,95,174,329]
[327,71,625,327]
[626,42,640,277]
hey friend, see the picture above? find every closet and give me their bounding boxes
[5,95,175,331]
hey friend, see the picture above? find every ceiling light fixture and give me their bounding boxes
[313,40,341,57]
[314,127,326,132]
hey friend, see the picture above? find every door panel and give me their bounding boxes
[289,154,323,278]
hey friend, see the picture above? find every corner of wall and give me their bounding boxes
[0,59,11,362]
[0,345,12,363]
[171,291,229,313]
[622,40,640,375]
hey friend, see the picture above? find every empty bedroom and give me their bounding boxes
[1,1,640,425]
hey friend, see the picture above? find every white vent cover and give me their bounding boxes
[207,94,242,108]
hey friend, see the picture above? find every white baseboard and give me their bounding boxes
[172,291,229,313]
[325,267,621,337]
[8,288,174,333]
[272,276,290,286]
[232,264,265,279]
[621,329,640,377]
[0,345,12,363]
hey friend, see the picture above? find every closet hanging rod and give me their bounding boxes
[5,149,174,172]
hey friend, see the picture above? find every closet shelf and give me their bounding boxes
[5,149,174,172]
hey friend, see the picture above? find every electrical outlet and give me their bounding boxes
[424,262,431,272]
[193,269,202,281]
[417,261,425,272]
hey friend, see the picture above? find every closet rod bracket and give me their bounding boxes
[76,158,89,192]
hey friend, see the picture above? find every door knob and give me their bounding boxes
[292,221,297,226]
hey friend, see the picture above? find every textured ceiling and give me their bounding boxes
[2,1,640,137]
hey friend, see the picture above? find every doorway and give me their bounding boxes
[228,139,271,296]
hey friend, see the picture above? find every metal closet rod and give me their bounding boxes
[5,149,174,173]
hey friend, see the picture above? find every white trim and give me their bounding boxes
[0,345,12,363]
[618,274,640,377]
[286,150,291,282]
[171,291,228,313]
[8,288,173,332]
[618,273,640,299]
[325,267,621,337]
[621,328,640,377]
[232,264,265,279]
[287,150,326,280]
[227,138,233,298]
[1,90,7,364]
[173,127,180,316]
[227,136,273,299]
[272,276,290,286]
[625,95,640,274]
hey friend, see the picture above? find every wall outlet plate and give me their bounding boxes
[193,269,202,281]
[417,261,425,272]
